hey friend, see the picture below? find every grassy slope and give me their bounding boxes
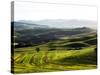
[12,43,97,73]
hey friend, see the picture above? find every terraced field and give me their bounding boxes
[12,36,97,73]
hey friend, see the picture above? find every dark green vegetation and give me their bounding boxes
[11,21,97,73]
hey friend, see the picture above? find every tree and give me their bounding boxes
[36,47,40,52]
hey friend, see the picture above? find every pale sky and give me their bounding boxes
[14,1,97,21]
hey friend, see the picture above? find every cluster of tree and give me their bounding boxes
[85,38,97,45]
[63,42,89,50]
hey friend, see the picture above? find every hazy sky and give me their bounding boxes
[14,1,97,21]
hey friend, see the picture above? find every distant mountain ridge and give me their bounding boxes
[16,19,97,29]
[34,19,97,29]
[13,19,97,31]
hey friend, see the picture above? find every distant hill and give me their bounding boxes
[13,27,95,48]
[11,20,97,48]
[32,19,97,29]
[12,21,49,31]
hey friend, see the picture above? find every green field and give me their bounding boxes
[12,35,97,73]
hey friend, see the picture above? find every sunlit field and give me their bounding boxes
[12,35,97,73]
